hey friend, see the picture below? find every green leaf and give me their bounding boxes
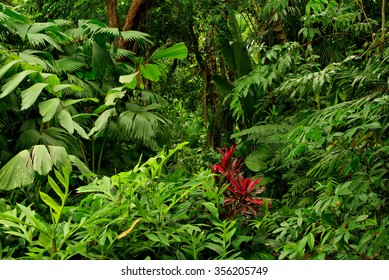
[73,121,89,139]
[88,108,117,136]
[0,150,34,190]
[48,175,65,202]
[145,233,160,242]
[0,60,21,80]
[31,145,53,175]
[140,64,161,82]
[69,155,95,176]
[157,233,170,246]
[0,70,37,98]
[62,98,99,107]
[356,215,369,222]
[39,98,60,122]
[52,84,84,93]
[40,192,61,216]
[105,90,125,106]
[203,242,224,255]
[150,42,188,60]
[21,83,48,110]
[58,109,74,134]
[307,233,315,251]
[119,72,138,89]
[202,202,219,220]
[335,182,352,196]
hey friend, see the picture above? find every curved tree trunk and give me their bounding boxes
[118,0,150,50]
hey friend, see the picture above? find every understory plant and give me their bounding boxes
[0,142,245,260]
[211,144,271,219]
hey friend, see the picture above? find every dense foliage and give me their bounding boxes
[1,0,389,260]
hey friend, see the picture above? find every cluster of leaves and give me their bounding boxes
[210,145,271,219]
[0,2,189,188]
[215,0,389,260]
[0,143,251,260]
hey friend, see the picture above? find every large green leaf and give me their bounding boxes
[120,30,153,45]
[58,109,74,134]
[21,83,48,110]
[140,64,161,82]
[88,108,117,136]
[31,145,54,175]
[0,59,21,80]
[150,42,188,60]
[73,121,89,139]
[213,74,234,97]
[68,155,95,176]
[119,72,138,89]
[0,70,37,98]
[47,146,69,169]
[39,98,60,122]
[0,150,34,190]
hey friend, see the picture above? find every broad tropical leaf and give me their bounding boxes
[150,42,188,60]
[58,109,74,134]
[140,64,161,82]
[0,70,37,98]
[39,98,60,122]
[21,83,48,110]
[0,150,34,190]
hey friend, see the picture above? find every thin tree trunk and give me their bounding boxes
[106,0,119,28]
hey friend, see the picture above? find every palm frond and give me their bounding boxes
[55,57,87,73]
[141,90,168,107]
[120,30,153,46]
[117,104,170,147]
[27,33,63,52]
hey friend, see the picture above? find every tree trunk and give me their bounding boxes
[118,0,149,50]
[106,0,119,28]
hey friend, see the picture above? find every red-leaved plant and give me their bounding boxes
[210,144,242,182]
[211,144,271,218]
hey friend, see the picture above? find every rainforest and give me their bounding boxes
[0,0,389,260]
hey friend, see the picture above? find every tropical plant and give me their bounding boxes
[210,144,271,219]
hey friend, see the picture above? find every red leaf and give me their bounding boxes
[245,197,264,205]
